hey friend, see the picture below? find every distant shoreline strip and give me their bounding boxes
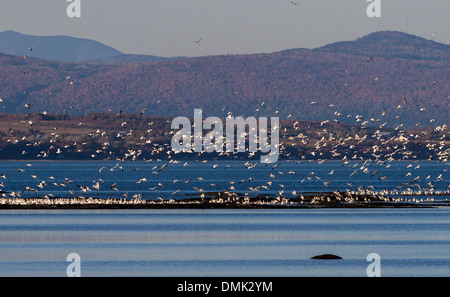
[1,195,448,209]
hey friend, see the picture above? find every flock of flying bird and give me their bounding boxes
[0,40,448,207]
[0,156,448,207]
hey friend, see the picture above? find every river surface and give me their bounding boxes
[0,161,448,277]
[0,208,449,277]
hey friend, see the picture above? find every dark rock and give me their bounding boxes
[311,254,343,260]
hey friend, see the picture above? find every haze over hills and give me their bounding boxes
[86,54,183,64]
[0,30,123,62]
[0,30,448,128]
[0,30,175,63]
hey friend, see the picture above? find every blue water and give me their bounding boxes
[0,160,448,200]
[0,208,449,277]
[0,161,449,277]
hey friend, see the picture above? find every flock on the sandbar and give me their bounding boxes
[0,43,448,207]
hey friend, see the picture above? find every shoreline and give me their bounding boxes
[1,195,449,210]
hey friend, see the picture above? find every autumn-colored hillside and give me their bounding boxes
[0,113,447,161]
[0,31,448,129]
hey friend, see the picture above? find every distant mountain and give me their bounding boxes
[0,31,448,128]
[0,30,180,64]
[0,30,123,62]
[314,31,450,61]
[86,54,185,64]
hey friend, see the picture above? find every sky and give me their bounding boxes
[0,0,448,57]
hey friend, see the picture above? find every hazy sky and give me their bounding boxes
[0,0,448,57]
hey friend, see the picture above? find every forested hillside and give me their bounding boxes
[0,31,448,128]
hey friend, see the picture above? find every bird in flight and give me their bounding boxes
[194,39,202,44]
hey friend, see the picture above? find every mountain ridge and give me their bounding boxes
[0,30,182,63]
[0,30,123,62]
[0,31,448,129]
[314,31,450,61]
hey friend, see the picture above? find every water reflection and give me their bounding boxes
[0,208,449,276]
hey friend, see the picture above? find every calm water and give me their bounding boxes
[0,208,449,277]
[0,161,449,277]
